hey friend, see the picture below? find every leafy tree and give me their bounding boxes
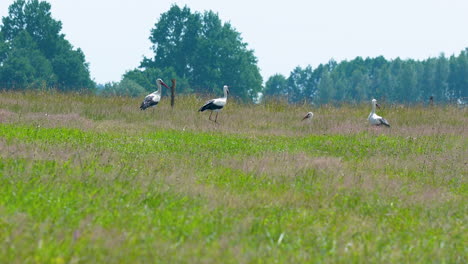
[2,0,61,57]
[366,56,388,99]
[141,4,262,101]
[100,79,146,97]
[420,58,436,100]
[456,48,468,99]
[264,74,288,97]
[316,71,334,104]
[448,49,468,99]
[0,0,94,90]
[0,30,55,89]
[286,66,316,103]
[350,69,370,102]
[434,54,449,101]
[398,61,418,102]
[142,5,199,80]
[51,38,93,89]
[0,32,7,62]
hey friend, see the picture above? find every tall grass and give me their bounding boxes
[0,91,467,263]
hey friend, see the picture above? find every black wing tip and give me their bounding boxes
[199,101,213,112]
[380,118,390,127]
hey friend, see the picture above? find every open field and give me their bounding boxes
[0,91,467,263]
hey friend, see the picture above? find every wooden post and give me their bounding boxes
[170,79,176,108]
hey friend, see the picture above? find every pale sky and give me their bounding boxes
[1,0,467,84]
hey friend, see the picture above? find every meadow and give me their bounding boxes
[0,91,466,263]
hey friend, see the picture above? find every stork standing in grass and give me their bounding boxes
[140,79,170,110]
[302,112,314,122]
[368,98,390,127]
[198,85,229,123]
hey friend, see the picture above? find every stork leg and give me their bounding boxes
[214,112,219,123]
[209,111,213,121]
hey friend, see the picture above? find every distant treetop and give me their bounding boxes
[0,0,94,91]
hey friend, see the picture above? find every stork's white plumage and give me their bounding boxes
[368,99,390,127]
[302,112,314,121]
[140,79,169,110]
[198,85,229,122]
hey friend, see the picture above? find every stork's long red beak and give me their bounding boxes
[159,80,170,89]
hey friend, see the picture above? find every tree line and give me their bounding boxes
[0,0,466,104]
[265,52,467,104]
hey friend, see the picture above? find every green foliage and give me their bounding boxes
[264,73,288,98]
[448,49,468,99]
[1,0,61,55]
[141,4,262,102]
[51,40,94,90]
[287,65,318,103]
[0,32,7,62]
[99,79,146,97]
[269,49,468,104]
[0,0,94,90]
[0,30,56,89]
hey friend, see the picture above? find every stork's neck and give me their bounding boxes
[371,102,376,114]
[155,83,162,95]
[223,87,228,99]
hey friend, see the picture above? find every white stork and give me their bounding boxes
[368,99,390,127]
[140,78,170,110]
[198,85,229,122]
[302,112,314,121]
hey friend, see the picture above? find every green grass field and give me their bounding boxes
[0,91,466,263]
